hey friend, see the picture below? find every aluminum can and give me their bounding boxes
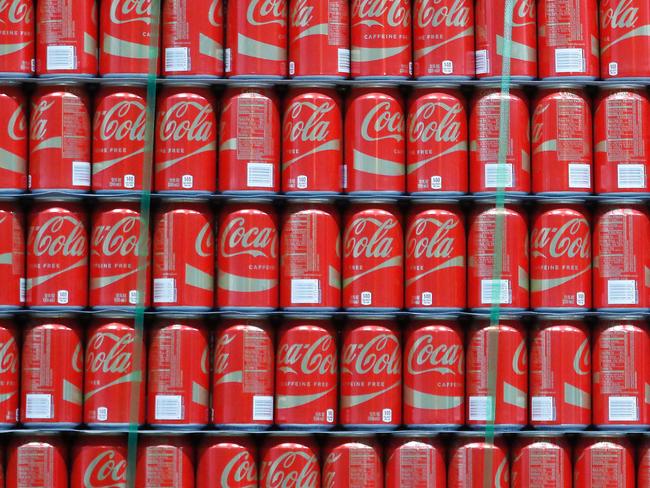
[322,435,383,487]
[0,319,19,427]
[385,434,446,487]
[0,85,27,192]
[29,85,91,192]
[196,435,258,488]
[70,435,128,488]
[448,435,509,488]
[259,435,320,488]
[0,0,34,76]
[511,435,572,488]
[637,436,650,487]
[135,435,194,488]
[0,201,24,308]
[6,435,67,488]
[574,435,634,487]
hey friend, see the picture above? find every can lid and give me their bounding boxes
[28,311,76,320]
[161,81,213,88]
[350,82,400,89]
[95,196,144,204]
[537,198,588,205]
[515,431,569,439]
[474,313,523,321]
[36,80,84,87]
[32,195,85,203]
[452,431,506,439]
[578,431,630,439]
[158,196,212,204]
[348,198,399,205]
[476,83,522,90]
[266,432,314,438]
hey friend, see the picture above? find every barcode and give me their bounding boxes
[481,279,511,305]
[252,395,273,421]
[608,396,638,421]
[47,45,76,70]
[475,50,489,75]
[19,278,25,303]
[568,163,591,188]
[291,279,320,304]
[155,395,183,420]
[153,278,177,303]
[531,396,555,421]
[25,394,52,419]
[165,47,189,72]
[72,161,91,187]
[555,48,585,73]
[224,48,232,72]
[617,164,646,189]
[342,164,348,189]
[247,163,274,188]
[468,396,493,421]
[607,280,637,305]
[338,48,350,73]
[484,163,513,188]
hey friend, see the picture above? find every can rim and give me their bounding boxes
[154,313,204,321]
[413,83,460,90]
[36,80,85,87]
[266,432,315,438]
[226,82,274,89]
[599,199,645,205]
[284,314,334,320]
[32,195,85,203]
[538,84,586,90]
[391,432,442,439]
[347,314,397,320]
[536,199,587,205]
[411,314,461,321]
[221,313,270,320]
[350,83,400,89]
[286,198,336,205]
[348,199,399,205]
[598,314,647,321]
[326,432,377,438]
[412,199,461,205]
[537,314,587,321]
[99,80,148,88]
[289,82,338,89]
[476,83,523,90]
[514,432,569,439]
[600,84,646,90]
[223,198,274,205]
[28,312,77,320]
[93,312,137,320]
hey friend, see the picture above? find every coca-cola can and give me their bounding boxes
[225,0,287,78]
[593,316,650,428]
[153,200,214,310]
[475,0,537,79]
[593,203,650,310]
[448,434,509,488]
[70,435,128,487]
[84,316,146,428]
[350,0,411,79]
[0,201,24,308]
[147,317,209,428]
[135,435,194,488]
[26,200,88,309]
[92,84,148,192]
[155,86,217,193]
[511,434,572,488]
[0,318,19,427]
[0,85,27,193]
[404,317,464,429]
[162,0,223,77]
[637,435,650,486]
[89,200,150,309]
[345,86,405,194]
[468,204,529,311]
[470,87,530,194]
[0,0,34,76]
[532,86,593,194]
[196,435,258,488]
[217,200,279,310]
[36,0,97,76]
[213,316,274,429]
[405,202,465,310]
[289,0,349,78]
[282,85,343,193]
[21,316,83,427]
[340,317,401,429]
[322,434,383,487]
[413,0,474,79]
[385,434,446,487]
[407,86,468,194]
[594,87,650,194]
[29,84,91,192]
[600,0,650,79]
[7,434,68,488]
[219,85,281,193]
[259,434,320,488]
[574,435,634,487]
[275,316,337,429]
[529,316,591,429]
[466,318,528,429]
[280,201,341,310]
[100,0,159,77]
[530,202,591,311]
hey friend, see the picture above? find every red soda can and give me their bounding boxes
[71,435,128,487]
[89,201,150,309]
[135,435,194,488]
[466,318,528,429]
[26,201,88,309]
[219,85,281,193]
[275,317,337,429]
[100,0,159,77]
[213,316,274,429]
[259,435,320,488]
[7,435,68,488]
[152,200,214,310]
[92,85,148,192]
[403,318,464,428]
[280,201,341,310]
[405,203,466,310]
[282,85,343,193]
[225,0,287,78]
[467,204,529,310]
[448,435,509,488]
[529,317,591,429]
[21,317,83,427]
[600,0,650,79]
[385,434,446,487]
[475,0,537,79]
[340,317,401,429]
[29,84,91,192]
[574,435,634,488]
[0,0,33,76]
[530,203,591,310]
[0,318,19,427]
[350,0,411,78]
[538,0,599,79]
[84,316,146,427]
[593,317,650,428]
[470,87,530,194]
[532,87,593,194]
[413,0,474,79]
[343,202,403,310]
[0,85,27,192]
[289,0,349,78]
[593,204,650,310]
[196,435,258,488]
[407,87,468,194]
[36,0,97,76]
[162,0,223,77]
[217,201,279,310]
[345,86,405,194]
[637,436,650,486]
[511,435,572,488]
[594,87,650,194]
[148,318,209,428]
[155,86,217,193]
[323,435,383,487]
[0,201,24,308]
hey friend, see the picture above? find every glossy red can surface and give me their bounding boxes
[0,201,24,308]
[135,436,194,488]
[0,0,34,75]
[574,436,634,488]
[512,436,572,488]
[259,436,320,488]
[385,436,446,487]
[196,436,258,488]
[0,86,27,192]
[70,435,128,488]
[637,437,650,487]
[448,436,509,488]
[322,436,383,488]
[7,435,68,488]
[0,319,19,426]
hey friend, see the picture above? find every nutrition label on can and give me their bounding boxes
[598,330,637,395]
[236,97,272,162]
[526,448,562,483]
[17,448,54,486]
[285,213,319,277]
[398,448,432,486]
[545,0,583,46]
[328,0,347,45]
[243,329,272,393]
[348,449,376,485]
[478,100,514,161]
[557,99,587,161]
[62,95,88,161]
[598,214,635,277]
[145,448,181,486]
[606,100,645,162]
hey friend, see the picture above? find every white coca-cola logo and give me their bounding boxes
[32,216,86,257]
[221,451,257,488]
[195,222,213,258]
[0,337,17,375]
[602,0,638,29]
[264,452,319,488]
[286,101,332,143]
[277,335,336,376]
[0,0,31,23]
[92,217,140,257]
[83,450,127,487]
[220,217,277,259]
[406,217,457,259]
[530,218,590,259]
[159,101,213,142]
[361,102,404,143]
[573,338,590,375]
[87,332,134,374]
[247,0,286,26]
[415,0,469,28]
[322,453,342,488]
[514,0,534,20]
[291,0,313,27]
[341,334,401,375]
[512,340,526,375]
[344,217,396,258]
[214,333,234,375]
[8,105,26,142]
[208,0,221,27]
[99,101,146,142]
[30,100,55,142]
[109,0,151,24]
[73,343,83,372]
[409,102,461,144]
[407,334,462,375]
[353,0,409,27]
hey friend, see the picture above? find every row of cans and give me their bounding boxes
[1,198,648,311]
[1,313,650,430]
[3,83,650,195]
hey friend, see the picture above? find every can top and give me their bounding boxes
[28,312,77,320]
[36,80,85,88]
[578,432,630,439]
[516,432,570,439]
[32,195,85,203]
[94,311,139,320]
[349,198,400,205]
[267,432,314,438]
[351,82,401,89]
[476,83,523,90]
